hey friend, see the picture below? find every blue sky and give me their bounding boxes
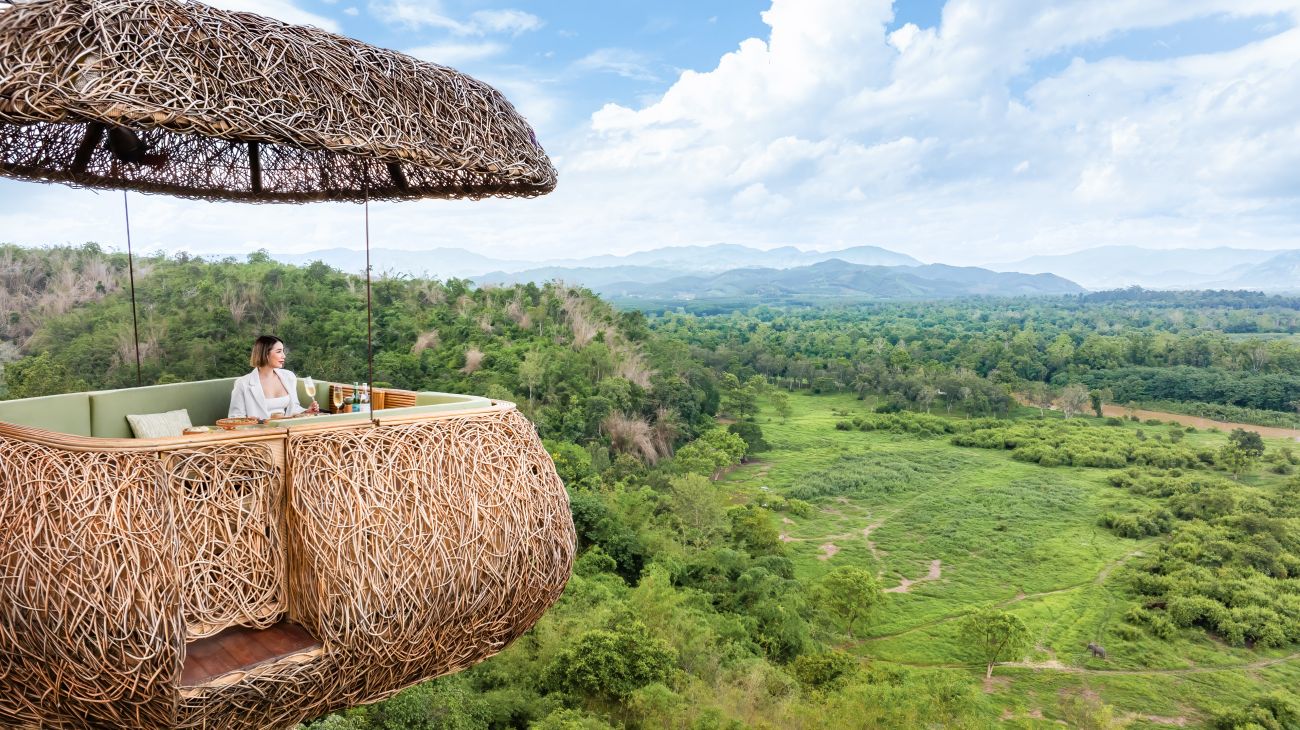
[299,0,776,138]
[2,0,1299,265]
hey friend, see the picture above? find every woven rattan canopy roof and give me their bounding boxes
[0,0,556,203]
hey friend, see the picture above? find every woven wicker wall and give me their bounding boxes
[165,443,285,639]
[0,404,575,729]
[0,438,183,728]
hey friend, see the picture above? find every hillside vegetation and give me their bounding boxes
[0,246,716,449]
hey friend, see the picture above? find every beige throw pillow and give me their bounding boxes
[126,409,192,439]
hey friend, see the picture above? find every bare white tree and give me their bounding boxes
[1059,383,1090,419]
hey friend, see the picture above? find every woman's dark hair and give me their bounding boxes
[249,335,284,368]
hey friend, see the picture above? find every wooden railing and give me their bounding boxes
[321,384,418,411]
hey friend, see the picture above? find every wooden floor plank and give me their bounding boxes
[259,622,315,655]
[182,621,321,686]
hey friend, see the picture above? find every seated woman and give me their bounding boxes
[229,335,320,420]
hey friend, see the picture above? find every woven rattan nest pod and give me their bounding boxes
[0,0,557,202]
[0,3,573,729]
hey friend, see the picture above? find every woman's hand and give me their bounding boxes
[308,400,321,414]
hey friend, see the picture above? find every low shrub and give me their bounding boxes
[1212,692,1300,730]
[953,420,1202,470]
[837,412,1005,439]
[784,498,814,518]
[1100,509,1173,538]
[1109,471,1300,648]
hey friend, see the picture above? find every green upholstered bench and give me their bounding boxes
[0,392,93,436]
[0,380,492,438]
[89,378,239,438]
[0,377,244,438]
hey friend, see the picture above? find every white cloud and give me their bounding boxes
[407,42,507,65]
[370,1,542,36]
[470,9,543,36]
[202,0,340,32]
[573,49,659,81]
[888,22,920,53]
[369,0,470,33]
[732,183,792,218]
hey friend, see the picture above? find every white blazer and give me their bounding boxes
[228,368,307,420]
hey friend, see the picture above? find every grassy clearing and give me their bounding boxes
[722,391,1300,725]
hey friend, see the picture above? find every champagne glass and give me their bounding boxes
[331,384,345,413]
[303,377,318,413]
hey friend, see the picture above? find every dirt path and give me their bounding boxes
[784,513,888,545]
[1099,404,1300,440]
[1013,394,1300,440]
[893,651,1300,675]
[715,458,771,481]
[884,559,942,593]
[1023,645,1067,671]
[862,520,885,564]
[1094,549,1143,585]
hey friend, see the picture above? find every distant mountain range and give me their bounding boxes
[243,242,1299,302]
[987,245,1299,291]
[546,244,922,271]
[593,259,1083,302]
[264,243,921,279]
[1219,251,1300,291]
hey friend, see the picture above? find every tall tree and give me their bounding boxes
[1028,381,1054,416]
[1220,428,1265,479]
[770,390,792,422]
[517,349,545,408]
[674,428,747,480]
[960,609,1031,679]
[1088,387,1113,418]
[1059,383,1091,419]
[815,566,884,638]
[719,372,759,420]
[668,474,726,547]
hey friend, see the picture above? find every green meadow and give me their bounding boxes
[722,392,1300,727]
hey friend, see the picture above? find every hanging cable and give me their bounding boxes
[122,190,142,386]
[364,185,374,420]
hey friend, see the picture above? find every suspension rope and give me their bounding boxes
[122,190,142,386]
[364,186,374,419]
